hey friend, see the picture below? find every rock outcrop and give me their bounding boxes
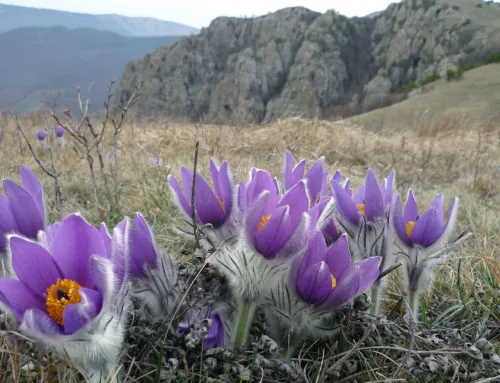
[117,0,500,123]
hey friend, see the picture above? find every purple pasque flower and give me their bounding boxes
[54,125,65,138]
[244,176,311,260]
[308,196,341,244]
[128,213,158,278]
[36,129,46,141]
[128,213,180,319]
[169,159,234,228]
[0,213,127,342]
[0,166,46,253]
[292,232,381,308]
[283,150,326,204]
[393,189,459,250]
[331,168,395,227]
[177,311,225,350]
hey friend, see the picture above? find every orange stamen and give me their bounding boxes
[45,278,82,325]
[257,215,271,233]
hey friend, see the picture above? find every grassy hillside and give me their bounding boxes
[0,110,498,380]
[350,63,500,132]
[0,26,179,113]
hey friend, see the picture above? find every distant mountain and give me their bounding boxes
[0,3,198,36]
[0,26,181,113]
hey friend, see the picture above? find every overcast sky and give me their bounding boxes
[3,0,402,28]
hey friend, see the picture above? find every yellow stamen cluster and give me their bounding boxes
[257,215,271,233]
[330,274,337,289]
[45,278,82,325]
[216,195,225,212]
[357,203,365,215]
[406,221,416,238]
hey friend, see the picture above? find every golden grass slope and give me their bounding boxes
[351,63,500,132]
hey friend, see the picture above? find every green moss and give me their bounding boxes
[420,73,440,85]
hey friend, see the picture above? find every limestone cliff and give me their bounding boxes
[117,0,500,123]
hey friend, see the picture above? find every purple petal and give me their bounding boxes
[324,264,361,309]
[238,182,246,213]
[111,218,129,285]
[246,170,277,208]
[304,157,324,202]
[429,194,444,226]
[20,308,63,339]
[204,314,224,350]
[129,215,157,278]
[254,206,292,260]
[440,197,458,239]
[63,288,102,334]
[90,255,115,304]
[244,191,271,246]
[410,205,443,247]
[393,192,412,246]
[168,175,192,218]
[209,159,222,198]
[283,151,294,191]
[194,173,225,226]
[296,262,332,304]
[383,170,395,207]
[324,234,351,278]
[181,167,194,203]
[3,179,44,239]
[332,170,342,183]
[364,169,385,221]
[0,278,45,319]
[99,223,112,258]
[353,185,366,205]
[332,180,360,226]
[19,166,45,224]
[276,211,310,260]
[51,214,106,288]
[0,194,17,251]
[292,160,306,187]
[355,256,382,292]
[320,170,330,198]
[403,189,419,223]
[10,236,62,299]
[218,161,234,219]
[278,180,309,228]
[295,230,327,279]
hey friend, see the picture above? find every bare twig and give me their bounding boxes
[191,141,200,251]
[15,116,63,219]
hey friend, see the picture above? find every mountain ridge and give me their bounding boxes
[116,0,500,123]
[0,3,198,36]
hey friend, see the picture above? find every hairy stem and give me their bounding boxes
[234,300,256,348]
[370,285,380,315]
[408,290,419,322]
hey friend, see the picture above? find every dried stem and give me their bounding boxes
[15,116,63,219]
[191,141,200,251]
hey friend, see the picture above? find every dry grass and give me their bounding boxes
[0,111,499,381]
[351,63,500,133]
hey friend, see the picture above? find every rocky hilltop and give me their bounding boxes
[117,0,500,123]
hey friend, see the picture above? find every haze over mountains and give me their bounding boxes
[0,3,198,36]
[0,3,196,113]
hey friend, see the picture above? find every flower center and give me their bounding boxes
[45,278,82,325]
[257,215,271,233]
[216,195,225,212]
[357,203,365,215]
[406,221,416,238]
[330,274,337,289]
